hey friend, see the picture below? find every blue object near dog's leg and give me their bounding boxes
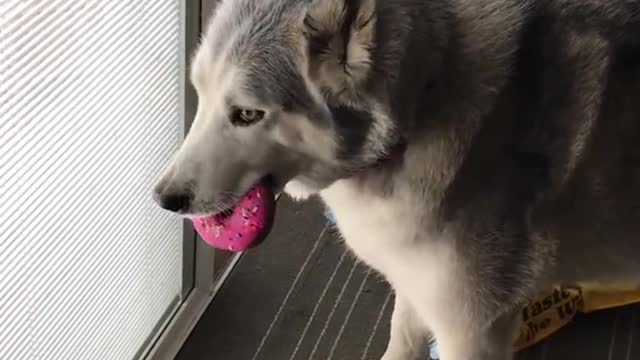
[323,208,336,224]
[429,342,440,360]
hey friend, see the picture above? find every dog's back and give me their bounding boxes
[500,2,640,285]
[523,14,640,284]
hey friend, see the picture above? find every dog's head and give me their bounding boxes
[153,0,395,219]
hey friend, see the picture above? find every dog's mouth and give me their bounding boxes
[191,177,277,252]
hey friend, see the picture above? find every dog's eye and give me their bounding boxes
[231,108,265,127]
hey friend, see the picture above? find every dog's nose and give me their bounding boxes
[154,191,192,213]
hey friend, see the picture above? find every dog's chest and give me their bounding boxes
[321,182,454,288]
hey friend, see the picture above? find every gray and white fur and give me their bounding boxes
[153,0,640,358]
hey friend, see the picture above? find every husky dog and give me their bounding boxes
[153,0,640,358]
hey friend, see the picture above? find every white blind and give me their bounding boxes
[0,1,185,359]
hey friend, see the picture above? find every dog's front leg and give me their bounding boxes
[380,292,431,360]
[433,309,519,360]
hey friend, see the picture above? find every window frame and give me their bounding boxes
[144,1,243,359]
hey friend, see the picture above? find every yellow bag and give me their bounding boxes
[515,281,640,350]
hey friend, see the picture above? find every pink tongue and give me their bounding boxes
[192,182,276,252]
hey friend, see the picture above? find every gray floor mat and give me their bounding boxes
[177,198,640,360]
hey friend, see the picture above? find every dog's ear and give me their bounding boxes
[303,0,377,86]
